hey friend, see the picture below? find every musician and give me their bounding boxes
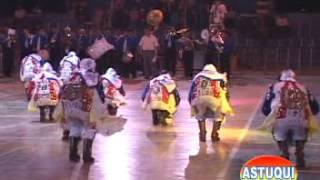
[139,28,159,79]
[178,31,194,78]
[163,26,180,76]
[220,29,234,80]
[209,0,228,29]
[204,28,223,67]
[116,29,138,79]
[88,28,114,75]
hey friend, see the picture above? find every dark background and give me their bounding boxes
[0,0,320,17]
[274,0,320,13]
[0,0,66,17]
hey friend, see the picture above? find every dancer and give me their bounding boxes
[59,51,80,140]
[55,58,104,163]
[188,64,233,142]
[28,59,62,122]
[20,53,42,100]
[142,71,180,126]
[261,69,319,168]
[101,68,126,116]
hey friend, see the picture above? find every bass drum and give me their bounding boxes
[147,9,164,27]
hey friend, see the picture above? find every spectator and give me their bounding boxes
[32,27,49,53]
[1,28,16,77]
[139,28,159,79]
[117,29,139,79]
[20,27,34,58]
[48,24,62,71]
[76,28,89,59]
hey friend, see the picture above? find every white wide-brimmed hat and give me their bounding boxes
[203,64,217,72]
[80,58,96,71]
[280,69,296,82]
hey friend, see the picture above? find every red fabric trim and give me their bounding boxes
[162,86,169,104]
[211,80,221,98]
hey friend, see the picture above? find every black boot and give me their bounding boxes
[211,121,222,142]
[296,140,306,168]
[25,88,31,101]
[62,130,70,141]
[198,121,207,142]
[277,141,290,160]
[159,110,169,127]
[49,106,55,122]
[83,139,95,163]
[69,137,81,162]
[39,106,46,123]
[152,110,160,126]
[108,105,118,116]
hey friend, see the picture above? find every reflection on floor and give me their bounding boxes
[0,74,320,180]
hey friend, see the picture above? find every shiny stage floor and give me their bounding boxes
[0,72,320,180]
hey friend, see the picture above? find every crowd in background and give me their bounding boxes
[0,0,266,79]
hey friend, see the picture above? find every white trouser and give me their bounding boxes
[273,110,308,141]
[69,118,96,139]
[195,105,224,122]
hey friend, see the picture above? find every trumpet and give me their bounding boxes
[169,28,189,36]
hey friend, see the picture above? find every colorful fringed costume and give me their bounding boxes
[101,68,126,116]
[59,51,80,83]
[142,72,180,126]
[261,69,319,168]
[53,58,126,163]
[188,64,233,142]
[20,54,42,100]
[28,66,62,122]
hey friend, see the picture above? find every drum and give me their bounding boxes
[87,37,114,60]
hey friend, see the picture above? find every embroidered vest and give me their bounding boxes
[195,77,221,98]
[277,81,309,119]
[63,83,93,112]
[150,81,170,104]
[34,77,59,102]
